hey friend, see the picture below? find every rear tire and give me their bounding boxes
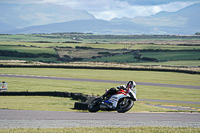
[117,98,134,113]
[88,98,101,112]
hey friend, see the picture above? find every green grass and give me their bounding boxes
[85,53,138,62]
[141,52,200,61]
[1,35,200,66]
[1,76,199,102]
[0,127,199,133]
[0,34,73,42]
[131,44,200,50]
[1,68,199,86]
[138,85,200,102]
[0,41,81,48]
[0,34,200,113]
[2,41,200,50]
[0,45,59,62]
[85,51,200,64]
[0,77,114,95]
[0,96,76,112]
[84,43,200,50]
[0,45,56,54]
[0,68,199,112]
[0,71,199,112]
[0,96,173,112]
[0,56,58,62]
[83,43,133,49]
[130,60,200,66]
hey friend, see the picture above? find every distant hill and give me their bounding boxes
[130,3,200,27]
[1,3,200,35]
[6,19,150,35]
[0,3,95,31]
[111,3,200,34]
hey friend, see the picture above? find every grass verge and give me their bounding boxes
[0,127,199,133]
[0,68,200,86]
[0,77,199,102]
[0,96,76,112]
[0,68,199,112]
[0,96,173,112]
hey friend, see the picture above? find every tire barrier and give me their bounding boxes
[0,91,96,111]
[74,102,89,110]
[74,96,98,110]
[0,91,71,97]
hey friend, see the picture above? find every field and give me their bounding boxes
[0,68,200,112]
[0,34,200,65]
[0,34,200,131]
[0,34,200,110]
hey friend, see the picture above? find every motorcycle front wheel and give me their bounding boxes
[116,98,134,113]
[88,98,101,112]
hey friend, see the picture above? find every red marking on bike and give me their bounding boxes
[116,89,129,96]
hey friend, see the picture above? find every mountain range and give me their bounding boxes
[0,3,95,29]
[0,3,200,35]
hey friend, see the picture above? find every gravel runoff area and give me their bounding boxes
[0,110,200,128]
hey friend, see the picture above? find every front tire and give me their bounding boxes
[117,98,134,113]
[88,98,101,112]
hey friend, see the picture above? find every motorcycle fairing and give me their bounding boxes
[107,88,137,108]
[108,93,131,108]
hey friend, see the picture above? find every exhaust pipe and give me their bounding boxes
[100,104,108,109]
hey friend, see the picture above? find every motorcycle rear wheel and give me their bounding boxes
[88,98,101,112]
[117,98,134,113]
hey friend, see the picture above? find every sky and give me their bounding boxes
[1,0,200,20]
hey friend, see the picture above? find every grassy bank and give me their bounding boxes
[0,127,199,133]
[0,68,199,112]
[0,68,199,86]
[0,96,172,112]
[1,76,199,102]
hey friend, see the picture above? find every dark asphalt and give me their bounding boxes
[0,110,199,121]
[1,74,200,89]
[0,110,200,128]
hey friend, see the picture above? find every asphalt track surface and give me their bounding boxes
[0,109,200,128]
[0,74,200,128]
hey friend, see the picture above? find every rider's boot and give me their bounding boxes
[101,93,107,100]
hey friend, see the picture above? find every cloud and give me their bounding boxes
[119,0,200,5]
[1,0,199,20]
[82,1,198,20]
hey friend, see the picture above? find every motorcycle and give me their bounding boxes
[88,83,137,113]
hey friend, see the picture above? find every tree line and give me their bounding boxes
[0,50,58,58]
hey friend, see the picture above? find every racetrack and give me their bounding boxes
[1,73,200,105]
[0,74,200,90]
[0,74,200,128]
[0,109,200,128]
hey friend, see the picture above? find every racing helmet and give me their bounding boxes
[126,81,136,89]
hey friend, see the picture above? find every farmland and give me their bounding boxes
[0,33,200,113]
[0,33,200,67]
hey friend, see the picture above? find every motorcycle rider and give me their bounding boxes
[101,81,137,100]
